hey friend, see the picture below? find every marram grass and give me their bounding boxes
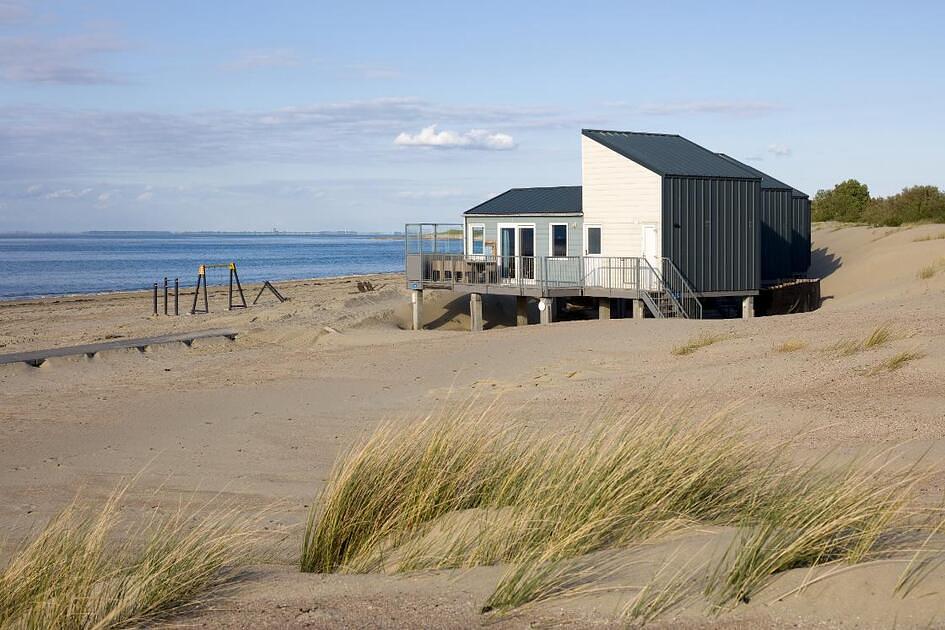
[301,401,938,618]
[0,485,264,629]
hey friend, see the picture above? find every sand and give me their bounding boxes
[2,223,945,627]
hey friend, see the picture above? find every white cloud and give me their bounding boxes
[628,101,784,118]
[0,33,126,84]
[394,125,515,150]
[347,64,400,80]
[394,189,464,200]
[768,144,792,157]
[45,187,92,199]
[226,48,301,71]
[136,190,153,202]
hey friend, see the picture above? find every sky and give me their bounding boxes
[1,0,943,232]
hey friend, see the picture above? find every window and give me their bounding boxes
[469,224,484,255]
[586,226,602,255]
[550,224,568,257]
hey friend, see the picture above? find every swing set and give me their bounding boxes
[190,262,247,314]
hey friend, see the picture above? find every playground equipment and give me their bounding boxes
[153,277,180,316]
[253,280,287,304]
[191,262,246,314]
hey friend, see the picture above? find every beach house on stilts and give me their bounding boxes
[405,129,812,330]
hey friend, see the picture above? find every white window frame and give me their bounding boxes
[548,222,569,258]
[584,223,603,256]
[467,222,485,257]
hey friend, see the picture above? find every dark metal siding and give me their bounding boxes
[791,195,812,275]
[760,189,794,285]
[662,176,760,294]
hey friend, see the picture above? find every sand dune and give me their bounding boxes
[2,224,945,627]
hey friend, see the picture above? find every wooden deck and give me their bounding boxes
[0,328,239,367]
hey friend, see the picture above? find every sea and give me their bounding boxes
[0,233,410,301]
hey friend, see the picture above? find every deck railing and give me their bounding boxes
[412,253,702,318]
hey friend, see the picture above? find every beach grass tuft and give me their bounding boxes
[0,485,263,629]
[672,332,728,356]
[918,265,937,279]
[301,401,937,618]
[826,324,896,356]
[870,350,925,375]
[912,231,945,242]
[775,340,806,353]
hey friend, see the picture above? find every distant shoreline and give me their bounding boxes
[0,271,404,305]
[0,231,404,238]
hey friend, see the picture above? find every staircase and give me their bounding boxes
[640,260,702,319]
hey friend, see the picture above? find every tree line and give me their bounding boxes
[812,180,945,226]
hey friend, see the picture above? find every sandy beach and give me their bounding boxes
[3,222,945,628]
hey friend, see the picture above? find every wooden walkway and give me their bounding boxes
[0,328,239,367]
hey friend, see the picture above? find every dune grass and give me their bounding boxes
[826,323,896,356]
[870,350,926,375]
[918,265,937,279]
[301,401,938,618]
[775,340,806,353]
[623,551,704,625]
[912,231,945,242]
[671,332,728,356]
[0,485,263,629]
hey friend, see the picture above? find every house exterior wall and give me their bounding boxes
[662,176,760,295]
[791,195,812,275]
[760,188,794,285]
[581,135,662,257]
[464,214,583,258]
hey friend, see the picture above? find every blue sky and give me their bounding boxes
[1,0,943,232]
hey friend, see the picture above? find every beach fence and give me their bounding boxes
[152,277,179,316]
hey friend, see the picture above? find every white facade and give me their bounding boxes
[581,135,662,259]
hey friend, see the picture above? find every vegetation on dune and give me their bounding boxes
[671,332,728,356]
[870,350,926,375]
[0,485,263,629]
[775,340,806,353]
[913,231,945,242]
[812,179,945,227]
[301,402,940,620]
[825,323,895,356]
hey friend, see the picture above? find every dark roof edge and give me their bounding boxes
[716,153,793,190]
[581,129,667,175]
[582,130,761,181]
[461,185,582,216]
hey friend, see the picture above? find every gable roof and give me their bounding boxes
[792,189,809,199]
[715,154,793,190]
[582,129,760,179]
[464,186,582,216]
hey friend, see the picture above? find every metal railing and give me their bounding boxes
[412,253,702,318]
[658,258,703,319]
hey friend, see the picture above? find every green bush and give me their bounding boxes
[813,180,945,226]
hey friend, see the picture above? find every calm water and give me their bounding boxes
[0,234,408,300]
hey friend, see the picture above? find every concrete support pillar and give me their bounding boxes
[742,295,755,320]
[516,296,529,326]
[538,297,553,325]
[598,297,611,320]
[470,293,483,332]
[410,289,423,331]
[632,298,644,319]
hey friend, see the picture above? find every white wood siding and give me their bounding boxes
[581,135,662,257]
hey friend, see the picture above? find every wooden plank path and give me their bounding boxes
[0,328,239,367]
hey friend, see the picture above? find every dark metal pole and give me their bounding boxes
[152,283,158,315]
[174,278,179,315]
[228,268,233,310]
[163,277,168,315]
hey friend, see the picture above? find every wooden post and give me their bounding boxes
[516,296,528,326]
[539,297,553,325]
[411,289,423,330]
[598,297,611,320]
[742,295,755,319]
[152,283,158,316]
[174,278,179,315]
[470,293,483,332]
[163,277,168,315]
[632,299,644,319]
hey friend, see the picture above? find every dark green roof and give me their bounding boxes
[582,129,759,179]
[716,153,793,190]
[792,189,809,198]
[464,186,582,216]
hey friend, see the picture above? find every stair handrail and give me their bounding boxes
[658,258,702,319]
